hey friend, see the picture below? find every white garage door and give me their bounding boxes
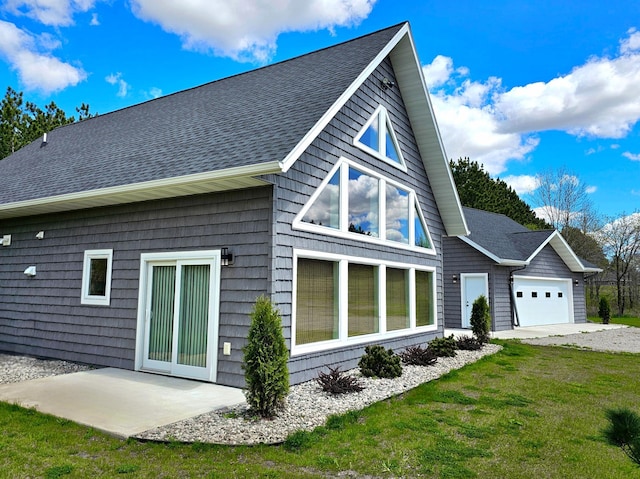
[513,277,573,327]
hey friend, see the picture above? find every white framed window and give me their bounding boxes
[295,158,435,254]
[354,105,407,171]
[81,249,113,306]
[292,249,437,355]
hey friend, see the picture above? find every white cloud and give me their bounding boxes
[623,152,640,161]
[503,175,539,195]
[424,28,640,174]
[129,0,376,62]
[0,20,86,93]
[90,13,99,26]
[148,87,163,99]
[3,0,97,27]
[105,72,130,97]
[586,185,598,194]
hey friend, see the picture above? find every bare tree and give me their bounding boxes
[595,212,640,316]
[532,166,597,232]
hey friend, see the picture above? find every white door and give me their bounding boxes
[513,276,572,327]
[461,274,489,328]
[137,252,220,382]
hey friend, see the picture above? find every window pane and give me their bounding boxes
[296,259,338,345]
[89,258,108,296]
[302,170,340,229]
[348,263,378,337]
[177,264,210,368]
[386,184,409,243]
[416,270,434,327]
[149,265,176,362]
[359,118,379,151]
[385,130,401,164]
[348,167,379,237]
[414,205,431,248]
[387,268,409,331]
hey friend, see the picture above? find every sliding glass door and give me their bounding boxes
[141,256,219,381]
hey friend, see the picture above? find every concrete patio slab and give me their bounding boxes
[0,368,245,438]
[446,322,626,340]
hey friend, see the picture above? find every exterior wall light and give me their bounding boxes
[221,247,233,266]
[452,274,458,284]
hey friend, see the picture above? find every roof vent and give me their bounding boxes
[41,132,47,146]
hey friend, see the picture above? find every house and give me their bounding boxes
[0,22,469,388]
[443,207,601,332]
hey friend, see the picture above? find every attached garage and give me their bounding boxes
[513,276,573,327]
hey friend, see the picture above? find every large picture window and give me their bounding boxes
[293,251,436,354]
[296,159,435,253]
[295,258,339,345]
[81,249,113,306]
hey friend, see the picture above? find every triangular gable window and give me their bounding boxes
[296,158,435,254]
[355,105,406,171]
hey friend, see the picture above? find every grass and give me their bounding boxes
[588,315,640,328]
[3,342,640,478]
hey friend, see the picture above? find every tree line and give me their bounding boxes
[450,158,640,317]
[0,86,95,160]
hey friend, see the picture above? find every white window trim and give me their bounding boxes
[81,249,113,306]
[293,157,436,255]
[354,105,408,172]
[291,249,437,356]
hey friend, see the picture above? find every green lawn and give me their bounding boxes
[2,342,640,478]
[588,316,640,328]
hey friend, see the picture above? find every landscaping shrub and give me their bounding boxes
[315,366,365,394]
[599,296,611,324]
[400,345,438,366]
[456,335,483,351]
[470,295,491,343]
[604,407,640,466]
[358,345,402,378]
[427,335,458,357]
[242,295,289,418]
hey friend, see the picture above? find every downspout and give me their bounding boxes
[509,266,527,328]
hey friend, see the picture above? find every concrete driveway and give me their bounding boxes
[0,368,245,438]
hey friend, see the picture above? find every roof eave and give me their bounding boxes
[0,161,282,220]
[527,230,587,272]
[457,235,527,265]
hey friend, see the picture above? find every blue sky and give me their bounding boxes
[0,0,639,221]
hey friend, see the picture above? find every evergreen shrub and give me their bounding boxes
[358,345,402,378]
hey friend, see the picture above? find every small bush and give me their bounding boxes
[400,345,438,366]
[456,335,483,351]
[599,297,611,324]
[470,295,492,343]
[358,345,402,378]
[242,296,289,418]
[315,366,365,394]
[427,335,458,357]
[604,407,640,466]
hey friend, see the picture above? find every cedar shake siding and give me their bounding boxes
[0,187,272,388]
[272,57,446,384]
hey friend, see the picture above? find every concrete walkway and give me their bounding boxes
[446,322,626,340]
[0,368,245,438]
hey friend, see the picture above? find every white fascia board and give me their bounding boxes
[279,24,411,173]
[527,230,586,272]
[457,235,527,266]
[0,161,282,219]
[389,28,468,237]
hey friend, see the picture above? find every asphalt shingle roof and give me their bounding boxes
[0,24,404,205]
[463,207,554,261]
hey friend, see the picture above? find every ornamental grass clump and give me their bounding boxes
[315,366,365,394]
[242,295,289,418]
[400,345,438,366]
[358,345,402,379]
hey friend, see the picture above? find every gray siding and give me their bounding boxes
[0,187,272,387]
[444,239,587,332]
[442,237,513,331]
[270,57,446,384]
